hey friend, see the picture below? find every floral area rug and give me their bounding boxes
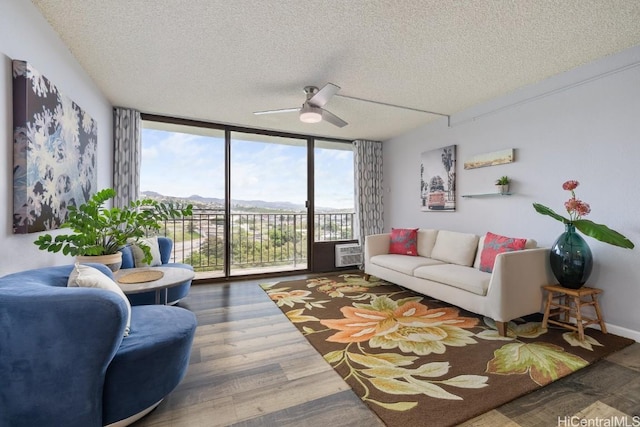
[260,274,634,427]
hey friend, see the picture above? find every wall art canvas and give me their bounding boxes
[12,60,97,234]
[420,145,456,211]
[463,148,514,169]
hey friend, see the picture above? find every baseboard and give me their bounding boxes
[546,313,639,342]
[551,306,639,342]
[602,322,640,342]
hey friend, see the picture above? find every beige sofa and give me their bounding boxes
[364,229,548,336]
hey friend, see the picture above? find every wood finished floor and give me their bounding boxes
[133,274,640,427]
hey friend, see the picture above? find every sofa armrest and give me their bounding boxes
[364,233,391,262]
[0,286,127,427]
[484,248,550,322]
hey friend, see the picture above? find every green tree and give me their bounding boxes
[269,227,294,247]
[185,235,224,272]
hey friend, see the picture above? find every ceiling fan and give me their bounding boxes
[253,83,348,128]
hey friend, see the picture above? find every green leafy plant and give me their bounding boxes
[34,188,193,264]
[533,180,634,249]
[495,176,510,185]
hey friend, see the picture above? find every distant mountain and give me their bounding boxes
[234,199,304,211]
[185,194,225,205]
[141,191,351,213]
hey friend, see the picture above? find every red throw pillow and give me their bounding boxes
[389,228,418,256]
[479,232,527,273]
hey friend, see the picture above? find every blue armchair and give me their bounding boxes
[0,264,197,427]
[119,236,194,305]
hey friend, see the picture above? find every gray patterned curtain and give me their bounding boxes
[353,139,384,246]
[113,107,141,208]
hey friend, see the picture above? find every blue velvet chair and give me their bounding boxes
[119,236,194,305]
[0,264,197,427]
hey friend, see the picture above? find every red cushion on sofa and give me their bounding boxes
[389,228,418,256]
[479,232,527,273]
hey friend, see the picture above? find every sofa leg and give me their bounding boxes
[496,321,508,337]
[363,273,371,281]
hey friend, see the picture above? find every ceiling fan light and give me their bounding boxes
[299,104,322,123]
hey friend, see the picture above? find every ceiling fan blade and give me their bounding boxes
[321,109,348,128]
[253,107,299,115]
[308,83,340,107]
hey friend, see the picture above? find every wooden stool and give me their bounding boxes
[541,284,607,341]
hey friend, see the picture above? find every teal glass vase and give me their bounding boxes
[549,223,593,289]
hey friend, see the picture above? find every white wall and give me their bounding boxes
[383,45,640,339]
[0,0,113,275]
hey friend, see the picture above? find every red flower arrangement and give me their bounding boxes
[533,180,634,249]
[562,180,591,220]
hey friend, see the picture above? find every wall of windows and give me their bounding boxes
[140,115,354,279]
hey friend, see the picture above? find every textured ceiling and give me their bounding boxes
[32,0,640,141]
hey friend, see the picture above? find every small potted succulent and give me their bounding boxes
[495,176,510,194]
[34,188,192,271]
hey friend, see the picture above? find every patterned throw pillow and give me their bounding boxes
[130,236,163,268]
[479,232,527,273]
[389,228,419,256]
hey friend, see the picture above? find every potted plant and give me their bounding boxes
[34,188,193,271]
[495,176,510,194]
[533,180,633,288]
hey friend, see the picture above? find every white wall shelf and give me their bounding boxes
[461,192,513,198]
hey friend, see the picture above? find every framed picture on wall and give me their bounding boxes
[463,148,514,169]
[12,60,97,234]
[420,145,456,211]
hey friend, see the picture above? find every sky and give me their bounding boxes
[141,128,354,209]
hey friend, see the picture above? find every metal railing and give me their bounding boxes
[160,210,354,273]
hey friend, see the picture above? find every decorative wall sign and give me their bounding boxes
[12,60,97,234]
[420,145,456,211]
[463,148,514,169]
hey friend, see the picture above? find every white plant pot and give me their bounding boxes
[496,184,509,194]
[76,252,123,272]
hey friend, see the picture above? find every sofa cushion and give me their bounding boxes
[389,228,418,256]
[479,232,527,273]
[370,254,444,275]
[417,229,439,258]
[473,235,537,268]
[431,230,479,266]
[414,264,491,296]
[68,264,131,336]
[130,236,163,267]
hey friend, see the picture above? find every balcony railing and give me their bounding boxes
[159,210,354,275]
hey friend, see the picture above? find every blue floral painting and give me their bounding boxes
[12,60,97,233]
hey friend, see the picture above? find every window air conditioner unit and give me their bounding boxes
[335,243,363,267]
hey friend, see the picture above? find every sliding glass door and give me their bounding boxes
[314,140,355,241]
[229,132,308,275]
[141,122,226,279]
